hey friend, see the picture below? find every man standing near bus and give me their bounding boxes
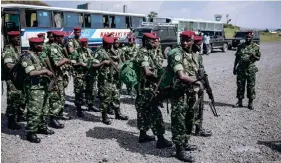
[203,32,210,55]
[2,31,26,130]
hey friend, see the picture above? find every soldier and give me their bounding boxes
[40,31,54,60]
[168,30,205,162]
[67,27,81,56]
[22,37,54,143]
[48,30,71,128]
[121,34,139,95]
[192,36,212,137]
[2,31,26,129]
[134,32,172,149]
[233,31,261,110]
[70,38,99,117]
[95,36,128,125]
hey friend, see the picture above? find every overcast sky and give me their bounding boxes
[44,1,281,29]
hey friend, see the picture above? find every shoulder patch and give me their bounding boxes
[175,55,181,61]
[51,48,58,53]
[22,62,28,68]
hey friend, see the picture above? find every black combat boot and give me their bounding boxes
[176,144,195,162]
[195,127,212,137]
[183,143,198,151]
[233,99,243,107]
[38,127,55,135]
[88,105,100,112]
[76,106,84,118]
[7,116,21,130]
[17,112,27,122]
[58,109,72,120]
[102,112,111,125]
[49,116,64,129]
[114,108,129,120]
[248,99,254,110]
[156,135,172,149]
[138,130,156,143]
[26,133,41,143]
[107,107,114,115]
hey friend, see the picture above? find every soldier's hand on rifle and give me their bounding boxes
[45,70,54,77]
[195,81,204,92]
[103,60,111,65]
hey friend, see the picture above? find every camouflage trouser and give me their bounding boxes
[135,89,165,136]
[236,70,256,100]
[86,76,97,107]
[194,94,204,130]
[49,80,65,117]
[74,77,86,107]
[25,89,49,133]
[170,92,196,146]
[99,82,120,113]
[5,80,25,118]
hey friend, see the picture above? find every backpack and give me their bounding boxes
[119,60,140,87]
[9,53,32,90]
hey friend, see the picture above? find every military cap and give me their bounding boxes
[103,36,114,44]
[194,36,202,41]
[180,30,195,39]
[28,37,44,43]
[79,38,88,43]
[37,33,45,37]
[52,31,65,37]
[143,33,157,39]
[74,27,81,31]
[7,31,20,36]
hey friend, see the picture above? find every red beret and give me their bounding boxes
[194,36,202,41]
[246,31,253,35]
[143,33,157,39]
[114,37,120,42]
[28,37,44,43]
[37,33,45,37]
[180,30,196,39]
[8,31,20,36]
[103,36,114,44]
[79,38,88,43]
[52,31,65,37]
[74,27,81,31]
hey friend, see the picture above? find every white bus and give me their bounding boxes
[1,4,146,51]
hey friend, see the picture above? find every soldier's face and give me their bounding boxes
[114,42,120,48]
[245,33,253,42]
[34,42,43,52]
[82,42,88,48]
[145,39,156,48]
[12,36,20,46]
[74,31,81,38]
[56,36,64,44]
[181,37,193,49]
[128,38,135,45]
[48,34,54,42]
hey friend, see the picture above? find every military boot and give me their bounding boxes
[114,108,129,120]
[38,127,55,135]
[176,145,195,162]
[102,112,111,125]
[195,127,212,137]
[88,105,100,112]
[7,116,21,130]
[138,131,156,143]
[107,107,114,115]
[17,113,27,122]
[233,99,243,107]
[58,109,71,120]
[26,133,41,143]
[76,106,84,118]
[248,99,254,110]
[49,116,64,129]
[156,135,173,149]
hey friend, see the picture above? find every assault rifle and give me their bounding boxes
[197,68,218,117]
[44,56,60,96]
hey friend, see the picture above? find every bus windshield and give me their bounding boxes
[133,28,152,38]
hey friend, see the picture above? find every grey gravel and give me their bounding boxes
[1,42,281,163]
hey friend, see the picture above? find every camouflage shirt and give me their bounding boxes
[67,38,81,51]
[121,44,139,61]
[49,43,67,79]
[235,42,261,72]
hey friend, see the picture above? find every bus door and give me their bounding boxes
[2,8,21,48]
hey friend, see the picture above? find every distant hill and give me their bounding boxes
[1,0,50,6]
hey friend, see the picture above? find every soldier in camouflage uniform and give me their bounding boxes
[95,36,128,125]
[2,31,26,130]
[70,38,99,117]
[168,30,205,162]
[48,31,72,128]
[22,37,54,143]
[40,31,54,60]
[233,31,261,110]
[134,33,172,149]
[121,35,139,95]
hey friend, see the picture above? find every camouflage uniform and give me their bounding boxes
[235,42,261,101]
[2,45,26,121]
[21,51,49,134]
[169,46,200,147]
[134,47,165,136]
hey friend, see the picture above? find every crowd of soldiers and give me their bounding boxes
[2,27,260,162]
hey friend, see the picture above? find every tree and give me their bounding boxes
[147,11,158,21]
[2,0,50,6]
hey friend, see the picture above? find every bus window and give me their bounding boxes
[54,12,63,28]
[84,14,91,28]
[193,22,198,31]
[131,17,142,27]
[64,12,81,27]
[125,16,130,28]
[109,15,115,28]
[25,10,37,27]
[37,10,51,27]
[91,14,103,28]
[115,16,126,28]
[103,15,110,28]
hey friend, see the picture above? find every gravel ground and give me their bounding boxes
[2,42,281,163]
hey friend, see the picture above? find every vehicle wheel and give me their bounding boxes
[228,44,232,50]
[222,43,228,52]
[164,46,171,59]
